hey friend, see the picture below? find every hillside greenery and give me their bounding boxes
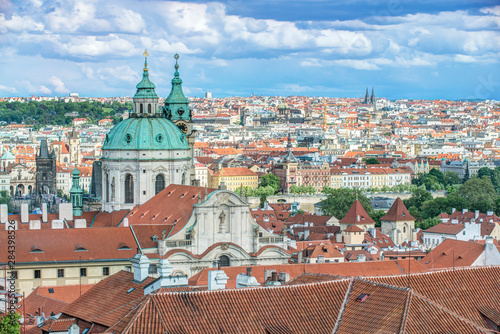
[0,100,132,129]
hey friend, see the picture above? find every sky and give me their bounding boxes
[0,0,499,100]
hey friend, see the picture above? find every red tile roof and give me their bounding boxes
[339,200,375,225]
[419,239,486,269]
[424,222,465,235]
[381,197,415,222]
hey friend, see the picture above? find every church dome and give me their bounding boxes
[102,117,190,151]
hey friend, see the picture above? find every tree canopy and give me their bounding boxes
[0,313,20,334]
[321,187,375,221]
[259,173,280,194]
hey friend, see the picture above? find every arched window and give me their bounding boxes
[219,255,230,267]
[181,172,186,185]
[125,174,134,203]
[140,104,143,114]
[105,174,109,202]
[155,174,165,195]
[148,104,151,113]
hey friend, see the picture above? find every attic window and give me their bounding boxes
[192,195,196,199]
[125,134,132,143]
[168,192,172,196]
[30,245,43,253]
[164,217,169,222]
[48,288,54,294]
[152,235,158,242]
[425,261,430,264]
[119,244,132,250]
[181,193,185,198]
[357,294,369,302]
[402,213,405,216]
[127,288,135,293]
[75,244,88,252]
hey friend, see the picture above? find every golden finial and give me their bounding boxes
[143,49,149,71]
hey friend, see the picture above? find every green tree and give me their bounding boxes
[320,188,373,220]
[0,312,21,334]
[457,177,497,211]
[260,173,280,194]
[415,217,441,230]
[371,210,387,227]
[477,167,492,180]
[428,168,445,185]
[403,187,433,210]
[364,157,380,164]
[259,193,267,208]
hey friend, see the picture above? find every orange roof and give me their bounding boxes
[339,200,375,225]
[381,197,415,222]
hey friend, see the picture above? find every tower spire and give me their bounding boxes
[132,49,159,117]
[164,54,190,122]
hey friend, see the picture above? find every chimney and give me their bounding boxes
[42,203,47,223]
[198,188,202,204]
[0,204,7,224]
[59,203,73,221]
[271,271,278,282]
[462,208,468,214]
[452,208,456,214]
[21,203,29,224]
[236,267,260,288]
[475,210,479,219]
[122,218,129,227]
[278,271,290,283]
[29,220,41,230]
[68,324,80,334]
[208,268,229,290]
[131,254,150,283]
[74,219,87,229]
[487,210,494,216]
[356,215,360,222]
[304,229,310,240]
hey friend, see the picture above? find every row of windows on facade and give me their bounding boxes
[105,174,167,203]
[10,267,111,280]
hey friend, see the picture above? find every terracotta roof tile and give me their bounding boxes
[381,197,415,222]
[339,200,375,225]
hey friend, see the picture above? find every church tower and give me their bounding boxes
[100,51,193,212]
[68,128,81,165]
[70,167,83,216]
[364,88,369,104]
[35,139,57,196]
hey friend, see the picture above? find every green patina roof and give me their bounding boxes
[164,61,188,105]
[134,59,159,100]
[72,167,80,176]
[102,117,190,151]
[0,151,15,160]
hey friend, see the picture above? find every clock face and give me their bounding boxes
[177,122,188,134]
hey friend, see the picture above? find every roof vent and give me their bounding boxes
[357,294,369,302]
[48,288,54,294]
[181,193,185,198]
[127,288,135,293]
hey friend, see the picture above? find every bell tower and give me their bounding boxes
[132,49,160,117]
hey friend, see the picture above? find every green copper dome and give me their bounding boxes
[102,117,190,151]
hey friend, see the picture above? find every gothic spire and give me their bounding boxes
[164,54,190,122]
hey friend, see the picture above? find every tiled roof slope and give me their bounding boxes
[22,285,94,316]
[62,271,154,328]
[121,280,350,334]
[336,280,409,334]
[381,197,415,221]
[105,266,500,334]
[419,239,485,269]
[339,200,375,225]
[370,266,500,331]
[127,184,217,237]
[0,227,136,263]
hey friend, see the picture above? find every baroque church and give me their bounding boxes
[99,52,195,212]
[92,52,290,273]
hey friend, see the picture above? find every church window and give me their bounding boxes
[155,174,165,195]
[148,104,151,113]
[125,174,134,203]
[403,226,406,233]
[105,174,109,202]
[219,255,230,267]
[140,104,143,114]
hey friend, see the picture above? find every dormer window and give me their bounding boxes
[75,243,87,252]
[151,235,158,242]
[30,245,43,253]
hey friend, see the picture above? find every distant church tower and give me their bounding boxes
[100,51,194,212]
[35,139,57,195]
[370,87,376,105]
[68,128,81,165]
[364,88,370,104]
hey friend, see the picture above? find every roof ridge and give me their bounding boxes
[157,277,352,296]
[119,295,151,334]
[332,277,355,333]
[410,290,495,333]
[399,289,412,334]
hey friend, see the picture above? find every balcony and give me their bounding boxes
[259,236,284,244]
[164,240,192,247]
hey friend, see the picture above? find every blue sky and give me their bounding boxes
[0,0,499,100]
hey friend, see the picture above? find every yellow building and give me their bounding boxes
[209,167,258,191]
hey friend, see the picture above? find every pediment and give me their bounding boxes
[199,190,248,208]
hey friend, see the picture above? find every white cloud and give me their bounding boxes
[56,35,137,57]
[140,37,200,55]
[480,6,500,16]
[49,76,69,94]
[0,84,17,93]
[455,54,476,63]
[111,7,146,34]
[334,59,381,70]
[0,13,44,33]
[46,0,110,33]
[97,65,139,82]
